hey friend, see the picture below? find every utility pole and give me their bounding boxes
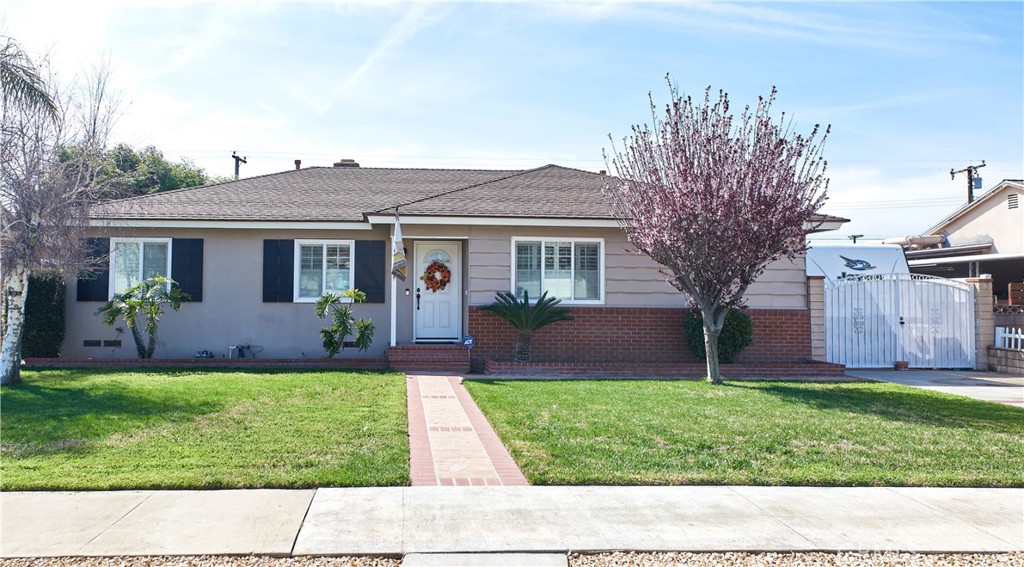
[231,151,248,180]
[950,160,985,203]
[847,234,864,244]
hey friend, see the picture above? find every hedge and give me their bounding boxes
[23,271,66,358]
[684,308,753,364]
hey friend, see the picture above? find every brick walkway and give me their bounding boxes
[406,375,528,486]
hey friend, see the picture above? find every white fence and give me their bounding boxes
[995,327,1024,350]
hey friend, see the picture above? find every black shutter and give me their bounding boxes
[354,240,386,303]
[263,239,294,302]
[76,237,110,301]
[171,238,203,302]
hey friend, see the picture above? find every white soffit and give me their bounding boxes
[370,216,845,231]
[366,215,622,228]
[908,252,1024,266]
[89,219,373,230]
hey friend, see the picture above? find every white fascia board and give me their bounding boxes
[90,219,373,230]
[908,252,1024,266]
[371,215,843,231]
[366,215,622,228]
[806,220,845,232]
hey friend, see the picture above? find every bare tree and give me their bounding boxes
[1,50,119,384]
[605,79,829,384]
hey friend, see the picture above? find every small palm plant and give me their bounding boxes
[96,276,188,359]
[482,290,573,362]
[314,289,376,357]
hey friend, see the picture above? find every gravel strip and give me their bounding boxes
[0,557,399,567]
[571,552,1024,567]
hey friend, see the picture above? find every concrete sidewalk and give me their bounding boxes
[847,369,1024,407]
[3,486,1022,558]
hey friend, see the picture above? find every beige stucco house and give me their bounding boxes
[906,179,1024,303]
[66,162,846,370]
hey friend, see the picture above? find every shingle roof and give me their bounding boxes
[90,166,519,222]
[90,163,848,225]
[371,164,617,219]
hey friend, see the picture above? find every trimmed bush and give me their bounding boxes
[684,308,753,363]
[24,271,66,358]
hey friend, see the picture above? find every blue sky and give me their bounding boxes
[6,1,1023,240]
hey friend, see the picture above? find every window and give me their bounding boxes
[294,240,354,302]
[109,238,171,296]
[512,238,603,304]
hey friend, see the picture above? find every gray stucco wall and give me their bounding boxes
[63,223,808,359]
[64,226,392,360]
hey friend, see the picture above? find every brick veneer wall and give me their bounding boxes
[468,307,811,365]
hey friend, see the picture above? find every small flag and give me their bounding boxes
[391,209,407,281]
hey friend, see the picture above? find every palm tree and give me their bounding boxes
[1,36,59,120]
[482,290,573,362]
[96,276,187,359]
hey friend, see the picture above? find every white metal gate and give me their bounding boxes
[824,273,975,368]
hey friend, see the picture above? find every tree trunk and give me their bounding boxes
[145,325,157,359]
[701,306,727,385]
[513,331,532,362]
[1,266,30,385]
[130,323,147,359]
[703,325,722,385]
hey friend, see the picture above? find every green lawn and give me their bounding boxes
[464,379,1024,487]
[1,369,409,490]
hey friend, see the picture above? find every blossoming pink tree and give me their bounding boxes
[605,79,830,384]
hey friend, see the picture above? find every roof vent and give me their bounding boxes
[333,158,360,168]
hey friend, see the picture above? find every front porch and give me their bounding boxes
[388,344,471,374]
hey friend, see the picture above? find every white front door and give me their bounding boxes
[414,241,461,341]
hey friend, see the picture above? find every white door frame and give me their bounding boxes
[413,240,462,342]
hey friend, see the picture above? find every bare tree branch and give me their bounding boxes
[1,47,121,384]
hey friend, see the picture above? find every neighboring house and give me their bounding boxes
[66,162,846,369]
[903,179,1024,303]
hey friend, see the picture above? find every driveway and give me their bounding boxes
[845,369,1024,407]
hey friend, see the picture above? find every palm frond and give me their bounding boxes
[1,37,59,121]
[482,290,573,331]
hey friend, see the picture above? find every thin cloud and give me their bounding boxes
[345,3,443,89]
[536,2,996,54]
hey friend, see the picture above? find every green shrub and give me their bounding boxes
[24,271,66,358]
[684,308,753,364]
[314,289,375,357]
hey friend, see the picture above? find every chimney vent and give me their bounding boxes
[294,159,301,170]
[333,158,360,168]
[599,170,607,175]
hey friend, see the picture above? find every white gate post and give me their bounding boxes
[966,276,995,371]
[807,275,826,362]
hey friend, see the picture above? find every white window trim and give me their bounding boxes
[293,239,356,303]
[108,237,172,299]
[510,237,605,305]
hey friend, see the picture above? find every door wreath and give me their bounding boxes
[420,261,451,292]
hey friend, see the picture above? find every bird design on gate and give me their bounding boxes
[839,255,876,271]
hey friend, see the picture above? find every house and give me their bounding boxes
[898,179,1023,308]
[66,162,847,372]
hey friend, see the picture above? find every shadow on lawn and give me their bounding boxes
[1,382,221,457]
[736,382,1024,433]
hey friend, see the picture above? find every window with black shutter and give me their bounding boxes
[354,240,386,303]
[171,238,204,302]
[76,237,110,301]
[263,239,295,302]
